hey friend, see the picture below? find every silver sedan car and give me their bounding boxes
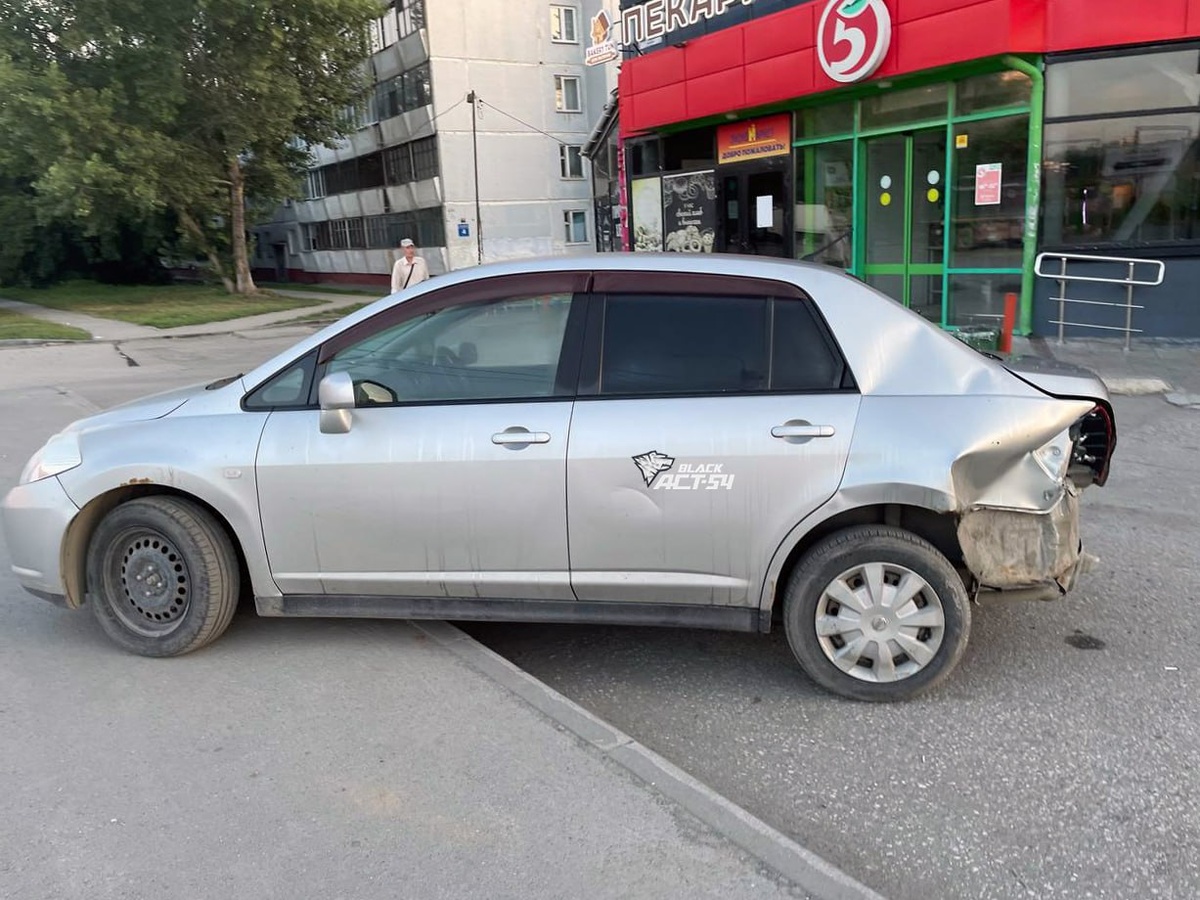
[1,255,1115,701]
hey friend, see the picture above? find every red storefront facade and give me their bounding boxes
[612,0,1200,338]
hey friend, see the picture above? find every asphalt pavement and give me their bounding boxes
[1,300,1198,900]
[464,391,1200,899]
[0,325,878,900]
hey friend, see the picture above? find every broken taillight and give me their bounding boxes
[1070,404,1116,487]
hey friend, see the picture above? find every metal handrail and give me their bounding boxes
[1035,252,1165,350]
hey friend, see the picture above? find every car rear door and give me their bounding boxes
[566,272,861,608]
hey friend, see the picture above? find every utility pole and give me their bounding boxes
[466,90,483,264]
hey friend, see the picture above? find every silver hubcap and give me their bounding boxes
[814,562,945,684]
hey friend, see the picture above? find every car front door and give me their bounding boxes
[566,272,861,608]
[253,272,587,600]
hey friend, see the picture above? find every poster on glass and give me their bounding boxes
[630,177,664,252]
[662,171,717,253]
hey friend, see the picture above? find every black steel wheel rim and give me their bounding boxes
[106,528,192,637]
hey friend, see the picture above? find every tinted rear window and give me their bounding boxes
[600,294,769,395]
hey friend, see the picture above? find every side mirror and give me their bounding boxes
[319,371,355,434]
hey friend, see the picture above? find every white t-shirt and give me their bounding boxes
[391,255,430,294]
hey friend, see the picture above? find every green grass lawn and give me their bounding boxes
[0,308,91,341]
[1,280,324,329]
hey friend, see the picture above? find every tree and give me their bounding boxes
[0,0,379,293]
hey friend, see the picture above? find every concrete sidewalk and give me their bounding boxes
[1012,334,1200,405]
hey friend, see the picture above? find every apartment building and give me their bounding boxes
[252,0,619,287]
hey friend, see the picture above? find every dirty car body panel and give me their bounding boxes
[0,254,1116,699]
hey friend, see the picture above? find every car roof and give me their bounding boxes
[235,253,1035,401]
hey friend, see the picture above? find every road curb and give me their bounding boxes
[414,620,890,900]
[1102,377,1172,396]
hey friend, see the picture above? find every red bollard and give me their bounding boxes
[999,292,1018,354]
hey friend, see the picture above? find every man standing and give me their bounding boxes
[390,238,430,294]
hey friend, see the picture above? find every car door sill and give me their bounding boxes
[256,595,768,633]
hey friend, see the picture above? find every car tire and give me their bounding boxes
[86,496,240,657]
[782,525,971,702]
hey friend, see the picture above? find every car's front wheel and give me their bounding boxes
[782,526,971,702]
[86,496,240,657]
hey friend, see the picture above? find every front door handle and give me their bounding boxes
[492,428,552,446]
[771,423,836,439]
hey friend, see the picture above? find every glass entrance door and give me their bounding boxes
[861,129,947,321]
[720,163,789,257]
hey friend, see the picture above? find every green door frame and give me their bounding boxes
[787,56,1043,332]
[858,129,946,312]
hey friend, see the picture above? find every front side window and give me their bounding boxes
[551,5,578,43]
[327,294,575,405]
[555,75,582,113]
[245,352,318,410]
[1043,47,1200,248]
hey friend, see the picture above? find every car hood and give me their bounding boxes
[1000,354,1111,403]
[60,381,211,435]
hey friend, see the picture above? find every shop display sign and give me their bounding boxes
[631,176,664,252]
[586,10,620,66]
[717,113,792,165]
[621,0,753,46]
[817,0,893,84]
[974,163,1003,206]
[662,171,718,253]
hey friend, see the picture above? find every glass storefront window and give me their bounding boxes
[955,71,1032,116]
[794,141,854,268]
[799,102,854,139]
[948,273,1023,329]
[949,115,1029,268]
[860,83,949,129]
[1046,50,1200,119]
[1042,112,1200,246]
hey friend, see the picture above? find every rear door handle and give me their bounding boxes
[771,424,836,439]
[492,428,552,446]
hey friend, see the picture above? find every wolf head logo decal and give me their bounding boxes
[632,451,675,488]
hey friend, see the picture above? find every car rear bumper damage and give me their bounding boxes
[957,484,1097,602]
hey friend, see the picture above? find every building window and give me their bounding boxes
[550,6,578,43]
[374,62,432,122]
[560,145,584,179]
[1043,45,1200,248]
[304,208,447,251]
[368,6,400,53]
[382,136,439,186]
[411,136,439,181]
[397,0,425,39]
[554,75,582,113]
[564,209,588,244]
[305,169,326,200]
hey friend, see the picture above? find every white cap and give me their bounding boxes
[400,238,415,247]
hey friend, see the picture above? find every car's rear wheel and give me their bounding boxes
[782,526,971,702]
[86,496,239,657]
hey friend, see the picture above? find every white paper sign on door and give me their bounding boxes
[756,195,773,228]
